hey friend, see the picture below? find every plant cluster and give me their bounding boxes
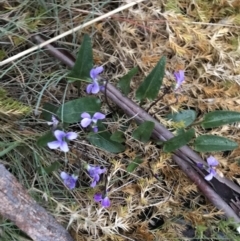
[37,34,240,239]
[1,0,240,240]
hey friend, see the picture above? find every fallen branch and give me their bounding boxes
[0,164,74,241]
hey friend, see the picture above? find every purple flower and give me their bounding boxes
[60,172,78,189]
[80,112,105,132]
[174,70,185,90]
[92,126,98,133]
[90,66,104,81]
[47,130,78,152]
[94,193,110,208]
[87,165,106,187]
[47,115,59,129]
[86,80,100,94]
[86,66,104,94]
[205,156,219,181]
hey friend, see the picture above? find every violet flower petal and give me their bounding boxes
[102,197,110,208]
[60,171,69,180]
[210,168,217,176]
[86,83,94,94]
[174,70,185,90]
[92,112,105,122]
[207,156,219,166]
[64,176,77,189]
[90,174,101,187]
[88,166,100,177]
[60,172,78,189]
[90,66,104,80]
[174,70,184,83]
[81,112,91,119]
[51,116,59,128]
[92,126,98,132]
[94,193,103,202]
[87,166,97,176]
[66,132,78,140]
[87,165,106,187]
[90,180,97,188]
[205,172,214,181]
[67,181,76,190]
[47,116,58,127]
[47,140,61,150]
[59,141,69,152]
[52,115,59,123]
[96,167,106,175]
[81,118,92,127]
[197,163,204,169]
[54,130,66,142]
[88,166,106,177]
[93,174,100,183]
[91,81,100,94]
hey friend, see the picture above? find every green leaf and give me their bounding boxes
[68,34,93,82]
[201,110,240,128]
[135,56,166,101]
[56,97,101,123]
[43,161,61,175]
[176,128,186,135]
[87,126,125,153]
[41,102,58,121]
[163,128,195,153]
[194,135,238,152]
[37,131,55,147]
[167,110,196,127]
[117,67,138,95]
[132,121,155,143]
[127,157,143,173]
[110,131,125,143]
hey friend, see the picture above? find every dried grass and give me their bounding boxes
[1,0,240,240]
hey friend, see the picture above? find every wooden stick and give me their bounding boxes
[0,164,74,241]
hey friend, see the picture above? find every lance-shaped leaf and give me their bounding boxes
[163,128,195,153]
[201,110,240,128]
[127,157,143,173]
[132,121,155,143]
[136,56,166,101]
[110,131,125,143]
[56,97,101,123]
[68,34,93,82]
[88,127,125,153]
[194,135,238,152]
[117,67,138,95]
[167,110,196,127]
